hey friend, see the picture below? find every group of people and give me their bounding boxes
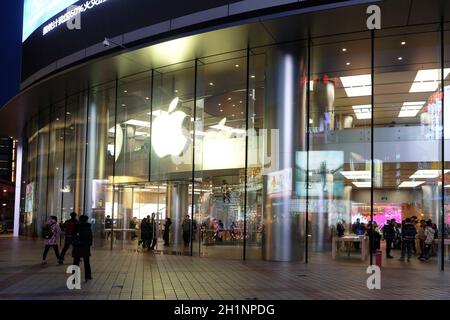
[41,212,93,282]
[337,216,439,263]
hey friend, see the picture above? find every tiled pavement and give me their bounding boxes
[0,237,449,300]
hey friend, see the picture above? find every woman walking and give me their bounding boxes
[42,216,62,265]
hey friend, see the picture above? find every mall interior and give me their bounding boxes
[4,0,450,270]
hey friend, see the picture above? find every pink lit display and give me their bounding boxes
[352,204,402,226]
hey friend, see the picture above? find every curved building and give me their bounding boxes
[3,0,450,267]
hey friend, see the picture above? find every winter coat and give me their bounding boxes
[44,218,61,246]
[72,222,93,258]
[402,223,417,240]
[383,223,395,239]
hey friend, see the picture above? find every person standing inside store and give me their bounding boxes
[382,219,396,259]
[149,213,158,250]
[72,215,93,282]
[399,218,417,262]
[182,215,192,248]
[139,217,148,248]
[411,216,419,254]
[42,216,62,265]
[104,215,112,240]
[59,212,78,264]
[163,217,172,246]
[417,219,426,257]
[129,217,137,241]
[419,220,436,261]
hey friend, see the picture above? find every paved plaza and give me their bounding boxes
[0,237,449,300]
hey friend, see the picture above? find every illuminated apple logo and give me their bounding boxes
[152,97,188,158]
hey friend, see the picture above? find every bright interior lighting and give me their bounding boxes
[409,169,450,179]
[352,105,372,119]
[352,181,371,188]
[399,181,425,188]
[398,101,426,118]
[409,68,450,93]
[124,119,151,128]
[340,171,371,180]
[340,74,371,97]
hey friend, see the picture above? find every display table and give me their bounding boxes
[332,235,368,261]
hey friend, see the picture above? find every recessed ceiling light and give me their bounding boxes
[145,97,150,100]
[398,101,426,118]
[56,118,59,121]
[340,74,372,97]
[399,181,425,188]
[209,82,214,86]
[235,64,240,68]
[227,97,231,101]
[124,119,151,127]
[251,75,255,78]
[123,90,128,93]
[232,104,236,107]
[401,41,406,45]
[218,103,221,106]
[352,105,372,120]
[409,68,450,92]
[239,101,242,104]
[232,114,235,117]
[409,169,450,179]
[352,181,371,188]
[174,90,178,93]
[342,48,347,52]
[122,104,126,107]
[346,62,351,66]
[220,109,223,112]
[241,112,244,115]
[398,57,403,61]
[340,171,371,180]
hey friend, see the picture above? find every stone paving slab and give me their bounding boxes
[0,238,449,300]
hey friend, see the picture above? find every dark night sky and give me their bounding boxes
[0,0,23,108]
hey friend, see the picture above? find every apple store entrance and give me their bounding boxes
[104,180,249,259]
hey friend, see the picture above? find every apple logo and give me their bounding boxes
[151,97,188,158]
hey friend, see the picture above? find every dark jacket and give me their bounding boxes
[72,222,93,258]
[402,222,417,240]
[383,223,395,239]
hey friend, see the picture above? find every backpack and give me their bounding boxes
[42,224,54,240]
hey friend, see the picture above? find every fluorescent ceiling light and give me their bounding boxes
[409,68,450,93]
[135,131,149,136]
[398,181,425,188]
[124,119,151,128]
[340,74,371,97]
[352,105,372,119]
[352,181,371,188]
[409,169,450,179]
[340,171,371,180]
[398,101,426,118]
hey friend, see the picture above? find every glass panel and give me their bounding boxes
[62,92,88,221]
[195,51,248,259]
[47,101,65,224]
[374,25,441,268]
[116,73,152,183]
[309,33,372,265]
[85,82,116,241]
[150,62,195,253]
[246,51,265,260]
[36,106,50,237]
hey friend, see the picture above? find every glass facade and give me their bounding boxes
[19,20,450,269]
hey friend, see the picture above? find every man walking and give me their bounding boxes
[59,212,78,264]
